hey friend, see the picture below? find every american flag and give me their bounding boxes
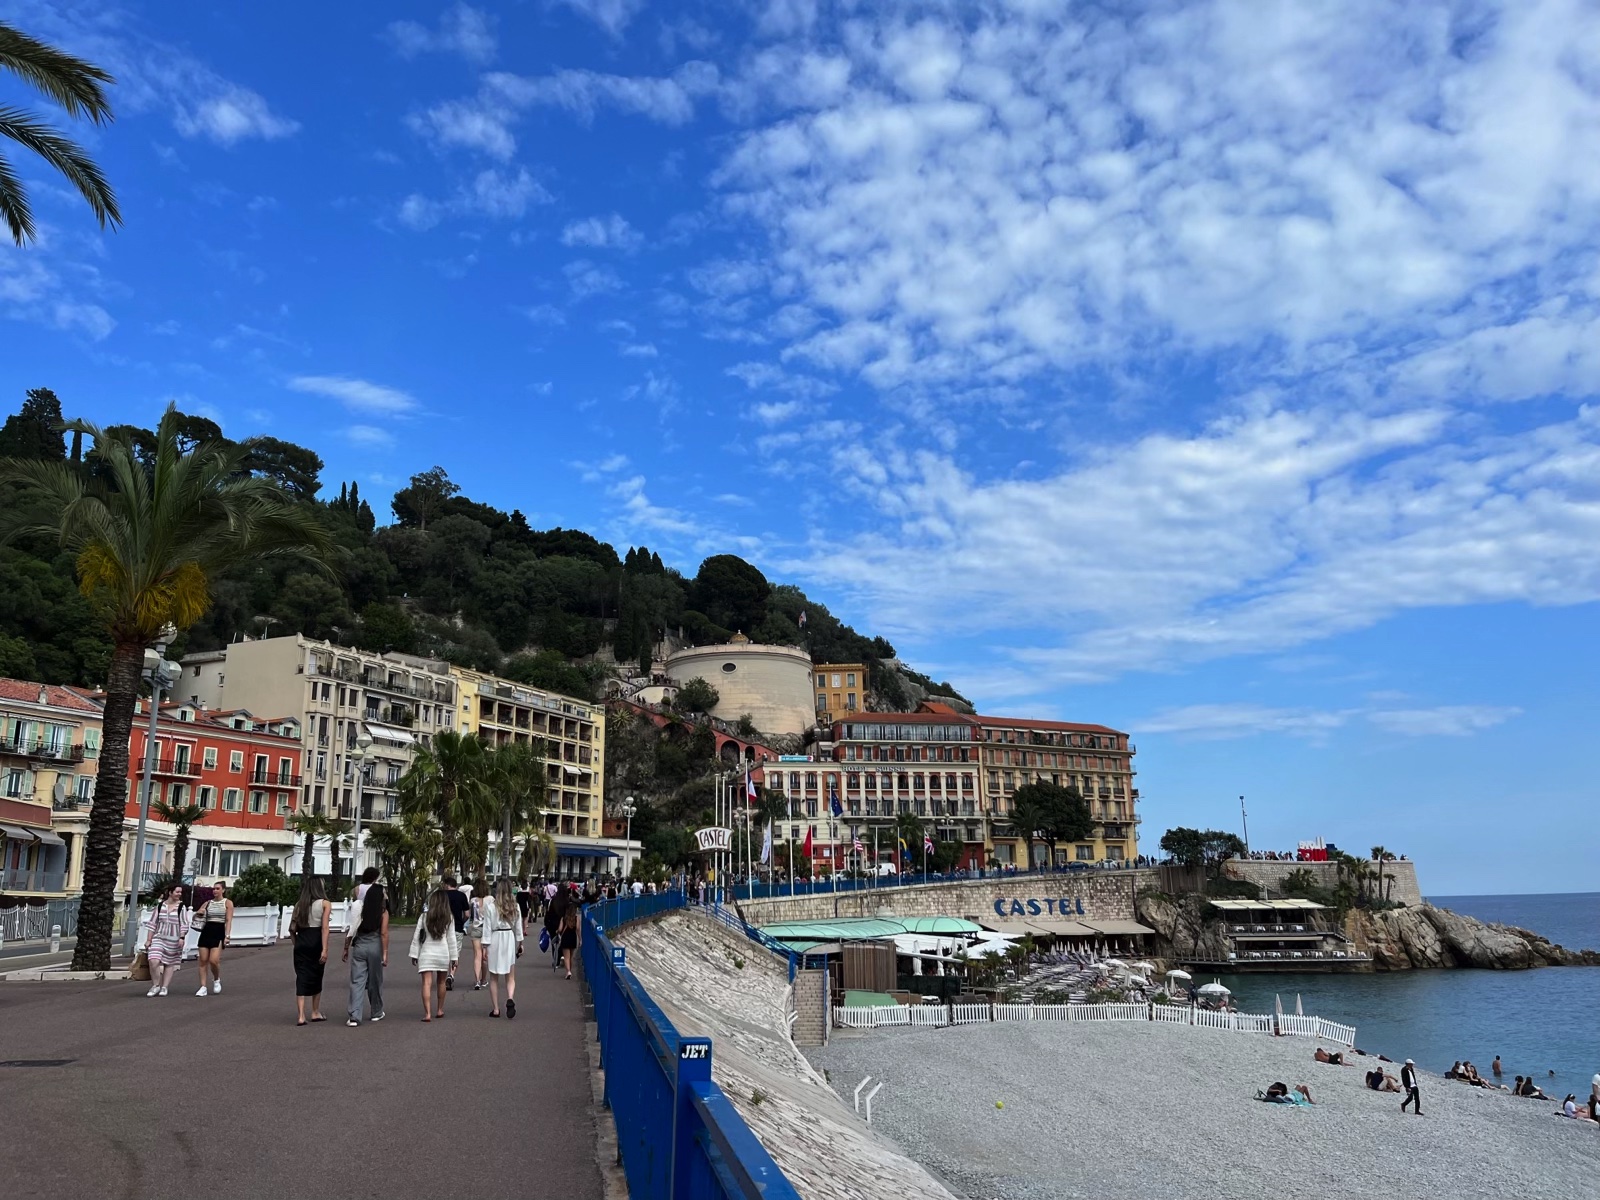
[852,832,863,853]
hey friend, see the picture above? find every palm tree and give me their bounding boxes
[151,797,206,884]
[487,740,546,877]
[326,816,351,900]
[0,22,123,246]
[1370,846,1389,906]
[515,826,556,884]
[288,810,328,881]
[0,405,332,970]
[364,818,434,918]
[398,730,494,875]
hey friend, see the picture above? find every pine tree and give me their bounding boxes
[0,388,67,460]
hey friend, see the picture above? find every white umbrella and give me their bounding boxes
[1165,968,1192,982]
[1131,961,1157,972]
[1102,958,1127,968]
[1295,994,1303,1016]
[1198,981,1231,997]
[965,940,1013,959]
[1275,993,1284,1018]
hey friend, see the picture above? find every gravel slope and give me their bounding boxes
[807,1023,1600,1200]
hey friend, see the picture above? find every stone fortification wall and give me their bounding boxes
[665,641,814,736]
[1220,859,1422,907]
[739,872,1140,926]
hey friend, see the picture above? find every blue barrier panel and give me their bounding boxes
[582,892,802,1200]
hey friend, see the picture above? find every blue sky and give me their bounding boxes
[3,1,1598,894]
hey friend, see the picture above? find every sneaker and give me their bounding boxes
[506,998,515,1020]
[157,986,168,996]
[371,1011,386,1022]
[446,976,454,991]
[146,985,160,997]
[196,986,209,997]
[212,980,221,994]
[346,1019,359,1027]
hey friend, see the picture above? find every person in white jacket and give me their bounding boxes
[408,889,460,1023]
[480,878,525,1019]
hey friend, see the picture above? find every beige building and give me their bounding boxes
[181,636,457,874]
[813,662,866,725]
[0,679,102,900]
[665,635,814,735]
[450,665,605,851]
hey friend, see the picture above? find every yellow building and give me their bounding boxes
[450,666,606,872]
[0,679,102,900]
[813,662,867,725]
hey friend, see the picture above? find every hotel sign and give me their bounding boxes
[695,827,733,852]
[995,897,1088,917]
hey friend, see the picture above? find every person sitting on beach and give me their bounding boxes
[1366,1068,1400,1093]
[1446,1062,1461,1079]
[1263,1082,1315,1105]
[1314,1048,1345,1066]
[1557,1095,1595,1122]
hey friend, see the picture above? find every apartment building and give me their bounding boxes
[0,679,101,900]
[973,708,1139,867]
[181,636,457,874]
[451,665,607,868]
[823,710,987,870]
[813,662,866,725]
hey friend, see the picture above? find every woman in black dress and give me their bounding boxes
[290,877,331,1025]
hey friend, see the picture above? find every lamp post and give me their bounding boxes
[121,625,178,957]
[1240,794,1249,855]
[622,797,636,879]
[347,728,373,887]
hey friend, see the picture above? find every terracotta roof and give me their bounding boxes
[833,711,977,729]
[0,678,103,714]
[975,713,1124,736]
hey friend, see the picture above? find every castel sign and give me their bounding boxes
[994,896,1088,917]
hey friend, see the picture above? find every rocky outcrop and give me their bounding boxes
[1355,904,1600,971]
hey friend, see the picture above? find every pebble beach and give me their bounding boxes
[806,1022,1599,1200]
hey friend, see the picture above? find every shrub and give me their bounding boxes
[231,862,295,907]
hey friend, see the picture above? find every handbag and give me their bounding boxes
[538,927,551,953]
[129,951,151,982]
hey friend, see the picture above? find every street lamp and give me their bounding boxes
[121,624,178,957]
[622,797,636,879]
[347,728,373,888]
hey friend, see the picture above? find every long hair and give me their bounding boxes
[494,878,517,928]
[422,889,450,941]
[292,876,327,931]
[356,882,385,936]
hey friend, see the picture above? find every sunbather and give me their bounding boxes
[1314,1048,1345,1065]
[1366,1068,1400,1092]
[1262,1081,1315,1105]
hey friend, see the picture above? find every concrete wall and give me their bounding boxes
[666,642,814,736]
[738,872,1141,926]
[1220,859,1422,907]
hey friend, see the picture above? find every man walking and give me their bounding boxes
[1400,1058,1422,1115]
[442,875,471,991]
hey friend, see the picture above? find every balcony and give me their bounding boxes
[251,769,302,787]
[0,866,67,893]
[380,705,414,727]
[52,794,89,812]
[1,734,85,764]
[151,758,202,778]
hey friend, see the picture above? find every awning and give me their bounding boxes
[215,842,265,854]
[0,822,41,841]
[1026,919,1099,937]
[554,843,617,858]
[1081,919,1156,937]
[561,764,581,776]
[32,829,65,847]
[978,919,1036,937]
[367,724,415,746]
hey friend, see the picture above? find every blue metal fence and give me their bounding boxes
[583,891,803,1200]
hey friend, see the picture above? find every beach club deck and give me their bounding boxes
[1181,898,1372,972]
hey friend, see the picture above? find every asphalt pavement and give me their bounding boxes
[0,928,603,1200]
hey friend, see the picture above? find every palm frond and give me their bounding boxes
[0,148,32,244]
[0,23,115,123]
[0,107,121,231]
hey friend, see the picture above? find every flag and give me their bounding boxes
[899,837,911,861]
[923,833,934,855]
[760,820,772,865]
[746,770,757,805]
[829,782,843,818]
[802,826,813,858]
[797,609,807,628]
[852,832,864,853]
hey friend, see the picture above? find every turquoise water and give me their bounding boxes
[1216,892,1600,1089]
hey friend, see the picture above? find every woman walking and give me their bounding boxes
[408,889,460,1022]
[481,878,525,1018]
[142,883,188,996]
[559,893,578,980]
[468,877,489,990]
[194,880,233,996]
[289,877,331,1025]
[342,881,389,1027]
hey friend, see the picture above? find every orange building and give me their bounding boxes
[812,662,866,725]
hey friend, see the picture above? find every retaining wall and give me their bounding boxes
[1220,860,1422,907]
[738,872,1141,926]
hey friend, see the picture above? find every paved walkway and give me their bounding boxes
[1,929,603,1200]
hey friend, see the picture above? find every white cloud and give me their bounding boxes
[565,259,624,299]
[174,88,298,145]
[726,360,835,399]
[289,375,419,416]
[387,4,497,62]
[553,0,646,39]
[561,213,643,251]
[0,254,115,340]
[609,473,701,536]
[343,425,396,449]
[1366,706,1523,737]
[574,453,631,483]
[1141,702,1522,741]
[750,399,806,425]
[621,343,658,357]
[397,169,551,229]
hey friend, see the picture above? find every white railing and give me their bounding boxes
[832,1001,1354,1044]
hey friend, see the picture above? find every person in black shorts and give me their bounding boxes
[442,875,471,991]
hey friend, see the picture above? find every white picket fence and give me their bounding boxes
[835,1001,1356,1045]
[137,902,359,960]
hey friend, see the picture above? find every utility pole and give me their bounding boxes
[1240,795,1249,855]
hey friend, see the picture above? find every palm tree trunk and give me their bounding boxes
[172,827,190,886]
[300,826,315,879]
[71,641,144,971]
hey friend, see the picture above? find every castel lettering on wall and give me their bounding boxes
[995,896,1087,918]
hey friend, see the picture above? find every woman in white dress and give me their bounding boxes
[481,878,524,1019]
[408,889,460,1022]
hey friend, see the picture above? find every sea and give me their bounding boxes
[1216,892,1600,1089]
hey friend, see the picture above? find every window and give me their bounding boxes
[229,750,243,772]
[217,848,258,876]
[1076,844,1095,861]
[250,791,267,814]
[198,786,215,810]
[721,662,737,673]
[831,673,841,687]
[846,692,857,711]
[846,673,856,687]
[4,768,30,797]
[84,728,100,759]
[203,746,218,769]
[276,794,291,815]
[223,788,242,812]
[169,783,187,806]
[253,754,268,782]
[817,693,827,711]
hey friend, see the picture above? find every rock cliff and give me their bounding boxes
[1133,891,1600,972]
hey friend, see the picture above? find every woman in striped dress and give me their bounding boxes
[142,884,188,996]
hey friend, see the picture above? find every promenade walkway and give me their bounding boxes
[0,930,602,1200]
